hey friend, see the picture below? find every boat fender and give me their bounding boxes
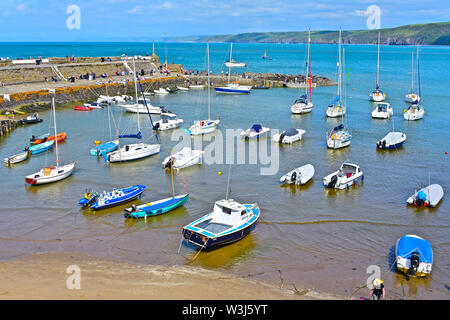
[346,184,350,190]
[84,192,91,200]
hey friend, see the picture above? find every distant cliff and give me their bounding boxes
[173,22,450,45]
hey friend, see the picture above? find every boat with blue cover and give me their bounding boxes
[124,194,189,219]
[29,140,54,155]
[395,235,433,277]
[90,139,119,156]
[79,184,146,210]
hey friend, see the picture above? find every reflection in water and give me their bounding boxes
[279,178,314,195]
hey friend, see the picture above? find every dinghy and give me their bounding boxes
[372,102,393,119]
[90,139,119,156]
[241,124,270,139]
[376,132,406,150]
[395,235,433,277]
[79,185,146,210]
[153,113,183,131]
[19,113,43,125]
[4,147,30,166]
[29,140,54,155]
[162,147,204,169]
[26,94,76,185]
[30,132,67,145]
[406,184,443,207]
[280,164,314,185]
[273,128,305,144]
[323,162,364,190]
[74,105,93,111]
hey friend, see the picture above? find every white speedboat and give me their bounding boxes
[404,102,424,121]
[25,162,76,185]
[327,124,351,149]
[154,88,169,95]
[280,164,314,185]
[273,128,305,144]
[186,119,220,135]
[162,147,205,169]
[106,143,160,162]
[215,82,252,94]
[372,102,393,119]
[406,184,443,208]
[396,235,433,277]
[376,132,406,149]
[241,124,270,139]
[323,162,363,190]
[4,148,30,166]
[154,113,183,131]
[291,95,314,114]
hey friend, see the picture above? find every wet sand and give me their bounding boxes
[0,252,342,300]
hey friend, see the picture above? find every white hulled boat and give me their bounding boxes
[369,32,386,102]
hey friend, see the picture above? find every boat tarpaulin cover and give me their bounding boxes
[119,131,142,139]
[251,124,262,132]
[397,235,433,263]
[284,128,298,137]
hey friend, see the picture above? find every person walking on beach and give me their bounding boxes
[369,278,385,300]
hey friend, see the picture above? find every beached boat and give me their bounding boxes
[19,113,43,125]
[29,140,54,155]
[79,185,146,210]
[74,105,93,111]
[406,184,443,207]
[26,95,76,185]
[405,50,420,103]
[162,147,204,169]
[241,124,270,139]
[273,128,305,144]
[280,164,315,185]
[323,162,363,190]
[395,235,433,277]
[154,113,183,131]
[4,148,30,166]
[369,32,386,102]
[30,132,67,145]
[372,102,393,119]
[376,132,406,150]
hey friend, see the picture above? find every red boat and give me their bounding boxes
[74,106,93,111]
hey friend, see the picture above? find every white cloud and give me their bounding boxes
[126,5,143,14]
[161,2,175,9]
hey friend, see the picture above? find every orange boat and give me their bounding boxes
[30,132,67,145]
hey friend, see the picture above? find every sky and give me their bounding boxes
[0,0,449,41]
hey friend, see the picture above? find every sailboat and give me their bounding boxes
[186,42,220,135]
[215,42,252,94]
[106,58,161,162]
[326,29,346,118]
[124,149,189,219]
[404,46,425,121]
[327,42,351,149]
[369,31,386,102]
[291,29,314,114]
[90,85,119,156]
[25,92,76,185]
[405,50,420,103]
[262,49,272,60]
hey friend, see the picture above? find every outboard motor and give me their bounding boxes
[154,122,160,130]
[414,191,427,207]
[290,171,297,184]
[164,158,173,169]
[279,132,286,143]
[409,252,420,276]
[382,140,386,149]
[328,175,338,188]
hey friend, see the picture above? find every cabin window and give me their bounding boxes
[222,206,232,215]
[136,148,141,151]
[58,170,64,174]
[241,210,247,216]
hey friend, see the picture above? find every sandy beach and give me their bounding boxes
[0,252,342,300]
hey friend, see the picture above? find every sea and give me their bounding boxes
[0,42,449,299]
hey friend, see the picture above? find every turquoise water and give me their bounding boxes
[0,42,449,299]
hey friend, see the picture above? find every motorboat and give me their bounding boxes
[291,95,314,114]
[29,140,54,155]
[279,164,314,185]
[19,113,43,125]
[327,124,351,149]
[79,185,146,210]
[323,162,363,190]
[395,235,433,277]
[404,102,424,121]
[154,88,169,95]
[376,132,406,150]
[177,86,189,91]
[240,124,270,139]
[154,113,183,131]
[186,119,220,135]
[4,147,30,166]
[182,198,259,249]
[124,194,189,219]
[188,84,204,89]
[74,105,93,111]
[119,98,162,114]
[106,143,160,162]
[84,101,102,109]
[406,184,443,207]
[215,82,252,94]
[273,128,305,144]
[162,147,204,169]
[372,102,393,119]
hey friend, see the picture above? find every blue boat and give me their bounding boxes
[29,140,54,155]
[182,199,260,249]
[395,235,433,277]
[124,194,189,219]
[79,185,146,210]
[90,139,119,156]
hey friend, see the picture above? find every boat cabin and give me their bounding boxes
[338,163,360,178]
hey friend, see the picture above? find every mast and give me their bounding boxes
[170,149,175,199]
[228,42,232,84]
[51,95,59,165]
[338,29,342,100]
[410,50,415,93]
[417,46,421,99]
[207,41,211,120]
[376,31,380,87]
[308,28,312,101]
[106,84,112,140]
[225,165,232,200]
[132,57,140,132]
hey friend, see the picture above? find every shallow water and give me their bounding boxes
[0,43,449,299]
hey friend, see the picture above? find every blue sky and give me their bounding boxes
[0,0,449,41]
